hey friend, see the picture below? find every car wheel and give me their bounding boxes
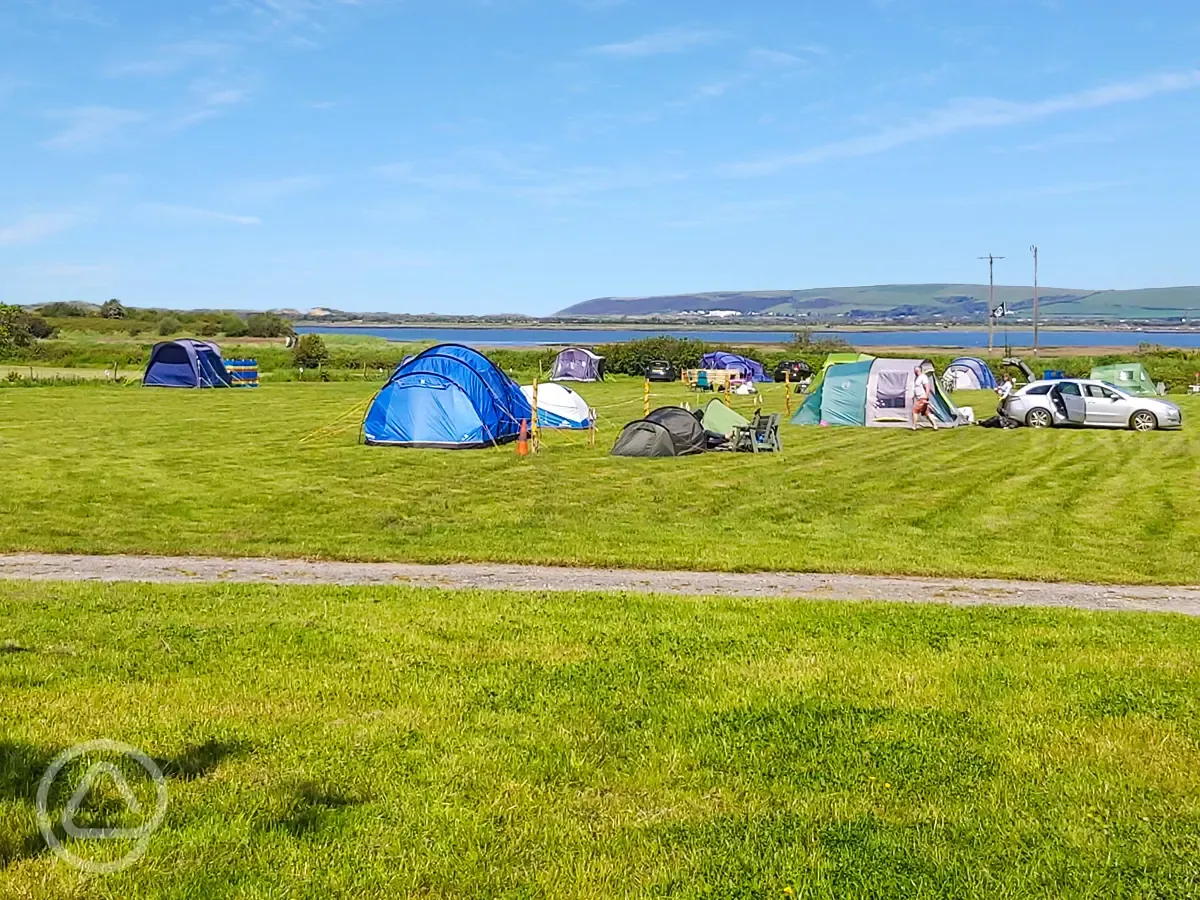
[1025,408,1053,429]
[1130,410,1158,432]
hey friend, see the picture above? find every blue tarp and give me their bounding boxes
[700,352,771,383]
[364,344,533,448]
[144,339,232,388]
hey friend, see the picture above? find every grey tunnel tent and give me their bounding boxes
[551,347,606,382]
[611,406,708,457]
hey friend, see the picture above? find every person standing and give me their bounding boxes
[911,366,938,431]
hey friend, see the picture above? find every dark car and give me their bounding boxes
[645,360,677,382]
[773,360,813,386]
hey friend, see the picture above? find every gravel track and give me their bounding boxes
[1,553,1199,616]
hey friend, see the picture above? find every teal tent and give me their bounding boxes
[794,358,959,428]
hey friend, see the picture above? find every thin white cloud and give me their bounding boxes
[589,27,725,58]
[375,163,482,191]
[228,174,326,202]
[144,203,262,226]
[42,106,147,151]
[0,212,81,247]
[0,77,28,103]
[669,199,794,229]
[168,80,252,129]
[108,40,235,77]
[727,69,1200,176]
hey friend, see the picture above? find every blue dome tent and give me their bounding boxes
[699,351,771,383]
[143,339,232,388]
[944,357,998,391]
[363,344,533,448]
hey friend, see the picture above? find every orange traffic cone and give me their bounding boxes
[516,419,529,456]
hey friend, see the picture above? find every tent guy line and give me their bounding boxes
[1,554,1198,616]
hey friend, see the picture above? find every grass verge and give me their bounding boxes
[2,581,1199,898]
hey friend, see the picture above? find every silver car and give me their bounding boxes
[1001,379,1183,431]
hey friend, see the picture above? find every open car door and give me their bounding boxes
[1051,382,1087,424]
[1001,357,1036,384]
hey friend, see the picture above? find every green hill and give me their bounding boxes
[557,285,1200,322]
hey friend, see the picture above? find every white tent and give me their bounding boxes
[521,383,592,429]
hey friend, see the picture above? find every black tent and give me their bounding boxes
[611,421,678,457]
[611,406,708,457]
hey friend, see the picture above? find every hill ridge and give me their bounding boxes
[557,284,1200,322]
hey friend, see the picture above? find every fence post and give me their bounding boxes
[531,377,540,453]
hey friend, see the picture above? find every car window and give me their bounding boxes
[1057,382,1082,396]
[1085,385,1109,399]
[1024,385,1052,395]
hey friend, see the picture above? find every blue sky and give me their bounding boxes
[2,0,1199,314]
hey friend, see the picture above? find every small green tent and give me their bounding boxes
[697,399,749,437]
[1090,362,1158,397]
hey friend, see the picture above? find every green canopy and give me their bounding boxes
[698,399,749,437]
[1090,362,1158,397]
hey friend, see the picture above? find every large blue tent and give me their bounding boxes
[363,344,533,448]
[699,351,771,383]
[143,339,232,388]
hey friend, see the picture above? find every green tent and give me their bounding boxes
[794,358,959,428]
[697,398,749,437]
[1090,362,1158,397]
[802,352,875,400]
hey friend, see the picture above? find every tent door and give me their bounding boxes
[1051,383,1086,424]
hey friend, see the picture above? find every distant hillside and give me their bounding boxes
[557,285,1200,323]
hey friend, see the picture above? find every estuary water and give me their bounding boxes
[294,325,1200,349]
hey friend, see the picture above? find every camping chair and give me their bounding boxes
[695,371,711,392]
[732,412,782,454]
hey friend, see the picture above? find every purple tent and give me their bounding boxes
[700,351,771,383]
[550,347,606,382]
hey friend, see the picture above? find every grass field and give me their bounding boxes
[0,379,1198,583]
[2,581,1199,898]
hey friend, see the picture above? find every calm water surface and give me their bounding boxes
[295,325,1200,349]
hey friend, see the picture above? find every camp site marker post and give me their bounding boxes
[589,408,596,449]
[531,378,540,453]
[785,371,792,416]
[724,375,731,407]
[644,378,650,418]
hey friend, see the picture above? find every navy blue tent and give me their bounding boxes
[143,340,232,388]
[363,344,533,448]
[700,351,771,383]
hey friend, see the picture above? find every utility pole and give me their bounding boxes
[979,254,1006,354]
[1030,245,1040,357]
